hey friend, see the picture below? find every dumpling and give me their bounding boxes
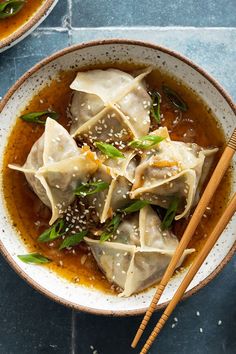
[69,67,152,141]
[102,150,140,183]
[86,165,132,223]
[9,118,99,224]
[85,205,194,296]
[72,105,136,145]
[130,127,218,219]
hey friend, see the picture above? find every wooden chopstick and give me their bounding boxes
[132,128,236,348]
[140,192,236,354]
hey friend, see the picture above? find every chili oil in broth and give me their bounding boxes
[0,0,44,41]
[3,65,231,295]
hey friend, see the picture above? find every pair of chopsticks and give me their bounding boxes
[132,128,236,354]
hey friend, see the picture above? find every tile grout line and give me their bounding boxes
[67,0,73,45]
[36,26,236,32]
[71,310,77,354]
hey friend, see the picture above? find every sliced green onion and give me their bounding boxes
[162,85,188,112]
[100,215,121,242]
[123,200,150,214]
[95,142,124,158]
[150,90,161,123]
[38,219,66,243]
[161,196,180,230]
[18,253,50,264]
[59,230,88,250]
[0,0,25,19]
[20,111,59,124]
[74,181,109,197]
[128,135,165,150]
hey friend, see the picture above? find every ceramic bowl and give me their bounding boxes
[0,40,235,316]
[0,0,58,53]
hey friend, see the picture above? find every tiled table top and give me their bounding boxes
[0,1,235,353]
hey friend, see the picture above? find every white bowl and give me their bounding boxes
[0,0,58,53]
[0,40,235,315]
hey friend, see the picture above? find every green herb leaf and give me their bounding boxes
[162,85,188,112]
[95,142,124,158]
[20,111,59,125]
[0,0,25,19]
[100,214,121,242]
[38,219,65,243]
[161,197,180,230]
[59,230,88,250]
[74,181,109,197]
[128,135,165,150]
[18,253,50,264]
[123,200,150,214]
[150,91,161,123]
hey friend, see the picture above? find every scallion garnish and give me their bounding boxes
[95,142,124,158]
[162,85,188,112]
[161,196,179,230]
[150,90,161,123]
[20,111,59,124]
[128,135,165,150]
[100,214,121,242]
[38,219,66,243]
[59,230,88,250]
[0,0,25,19]
[18,253,50,264]
[74,181,109,197]
[123,200,150,214]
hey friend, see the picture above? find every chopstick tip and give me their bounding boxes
[131,329,143,348]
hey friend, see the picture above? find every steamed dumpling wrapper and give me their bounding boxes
[9,118,99,224]
[130,127,218,220]
[85,165,133,223]
[69,68,152,141]
[102,150,139,183]
[85,205,194,296]
[84,149,140,223]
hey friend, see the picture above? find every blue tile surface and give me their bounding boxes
[0,1,235,353]
[40,0,68,27]
[0,255,72,354]
[72,0,236,27]
[74,258,236,354]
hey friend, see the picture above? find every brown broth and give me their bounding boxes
[0,0,44,41]
[2,66,232,295]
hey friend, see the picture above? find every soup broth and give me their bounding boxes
[0,0,44,41]
[2,65,231,294]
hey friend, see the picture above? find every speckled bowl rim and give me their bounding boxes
[0,39,235,316]
[0,0,57,52]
